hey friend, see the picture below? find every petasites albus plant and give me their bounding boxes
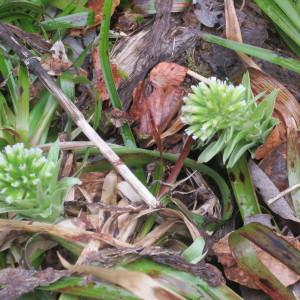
[0,142,80,222]
[182,73,278,168]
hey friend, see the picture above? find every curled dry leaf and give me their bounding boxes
[0,268,69,300]
[130,62,187,141]
[59,253,186,300]
[42,41,72,76]
[212,233,300,289]
[92,48,123,101]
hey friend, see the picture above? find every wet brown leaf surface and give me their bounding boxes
[130,62,187,140]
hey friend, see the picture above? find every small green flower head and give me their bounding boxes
[181,73,278,167]
[182,78,247,142]
[0,143,80,222]
[0,144,54,203]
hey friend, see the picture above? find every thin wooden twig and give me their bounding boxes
[0,23,158,208]
[268,183,300,205]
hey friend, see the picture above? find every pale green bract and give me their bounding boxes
[0,142,80,222]
[182,73,278,168]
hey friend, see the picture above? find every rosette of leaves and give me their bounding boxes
[0,142,80,222]
[182,73,278,168]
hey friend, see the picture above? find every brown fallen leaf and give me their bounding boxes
[130,62,187,140]
[212,233,300,289]
[88,0,120,26]
[0,268,69,300]
[92,48,123,101]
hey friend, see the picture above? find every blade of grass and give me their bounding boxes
[127,259,243,300]
[0,51,18,112]
[16,64,30,142]
[227,154,261,221]
[41,12,95,30]
[254,0,300,47]
[201,33,300,74]
[40,276,138,300]
[99,0,137,148]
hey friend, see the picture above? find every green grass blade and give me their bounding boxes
[41,12,94,30]
[16,65,30,142]
[40,276,138,300]
[227,155,261,221]
[254,0,300,47]
[29,91,58,145]
[0,51,18,112]
[201,33,300,73]
[99,0,137,148]
[127,259,243,300]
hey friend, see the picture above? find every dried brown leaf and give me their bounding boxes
[130,62,187,140]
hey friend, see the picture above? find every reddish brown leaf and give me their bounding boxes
[92,48,123,101]
[88,0,120,25]
[130,62,187,140]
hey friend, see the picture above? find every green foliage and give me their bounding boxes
[0,142,80,222]
[182,73,278,167]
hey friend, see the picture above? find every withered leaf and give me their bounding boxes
[0,268,69,300]
[130,62,187,139]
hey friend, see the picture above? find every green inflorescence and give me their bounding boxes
[182,73,278,168]
[0,143,80,222]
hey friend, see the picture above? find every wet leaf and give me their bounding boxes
[130,62,187,140]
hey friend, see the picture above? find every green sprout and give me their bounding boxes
[182,73,278,168]
[0,142,80,222]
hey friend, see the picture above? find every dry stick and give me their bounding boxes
[0,24,158,208]
[268,182,300,205]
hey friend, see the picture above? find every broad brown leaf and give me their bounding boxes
[130,62,187,140]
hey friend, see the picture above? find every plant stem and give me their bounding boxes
[228,154,261,221]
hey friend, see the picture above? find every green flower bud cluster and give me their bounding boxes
[0,143,80,222]
[182,73,278,168]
